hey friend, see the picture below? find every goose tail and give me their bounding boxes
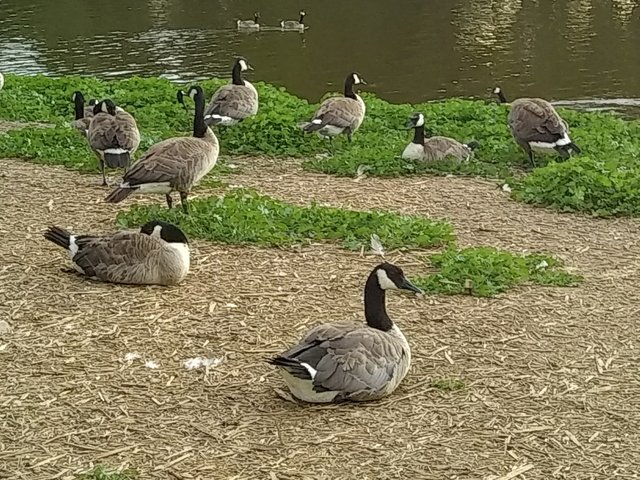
[104,149,131,168]
[105,186,135,203]
[555,142,581,159]
[300,118,325,133]
[44,226,72,250]
[268,356,314,380]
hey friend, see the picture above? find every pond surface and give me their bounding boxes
[1,0,639,110]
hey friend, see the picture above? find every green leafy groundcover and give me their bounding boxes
[416,247,581,297]
[1,74,639,216]
[116,188,455,250]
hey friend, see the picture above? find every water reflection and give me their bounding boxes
[0,0,638,106]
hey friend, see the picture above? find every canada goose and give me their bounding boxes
[0,73,4,91]
[403,112,479,162]
[105,85,219,214]
[44,220,190,286]
[281,11,306,30]
[71,91,97,137]
[300,72,367,146]
[269,262,422,403]
[493,86,581,166]
[237,12,260,30]
[203,57,258,126]
[88,99,141,185]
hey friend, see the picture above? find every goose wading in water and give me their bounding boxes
[403,112,479,162]
[203,57,259,126]
[44,220,190,286]
[269,262,423,403]
[87,99,141,185]
[493,86,581,167]
[71,91,97,137]
[105,85,219,213]
[237,12,260,31]
[299,72,367,148]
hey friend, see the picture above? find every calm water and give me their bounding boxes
[1,0,639,108]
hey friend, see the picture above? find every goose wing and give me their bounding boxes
[72,232,163,283]
[423,136,471,161]
[205,85,258,119]
[277,323,405,397]
[120,136,213,187]
[88,113,118,151]
[115,110,140,152]
[509,98,567,143]
[311,97,363,129]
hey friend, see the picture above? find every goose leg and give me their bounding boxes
[165,193,173,209]
[179,192,189,214]
[527,150,536,168]
[100,159,107,186]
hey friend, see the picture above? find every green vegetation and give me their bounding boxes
[1,74,638,216]
[116,188,454,250]
[77,466,137,480]
[415,247,581,297]
[430,378,466,391]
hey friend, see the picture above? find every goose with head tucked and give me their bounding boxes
[71,91,97,137]
[403,112,479,162]
[493,86,581,167]
[105,85,219,214]
[87,99,141,185]
[269,262,422,403]
[237,12,260,31]
[44,220,190,286]
[280,10,306,31]
[203,57,259,126]
[300,72,367,146]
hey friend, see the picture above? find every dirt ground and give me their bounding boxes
[1,156,640,480]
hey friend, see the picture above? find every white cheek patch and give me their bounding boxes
[376,269,398,290]
[239,60,248,71]
[493,87,501,94]
[353,74,361,85]
[416,114,425,127]
[151,224,163,238]
[101,102,109,113]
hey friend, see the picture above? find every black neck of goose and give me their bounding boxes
[496,91,507,104]
[232,64,245,86]
[193,92,207,138]
[74,97,85,120]
[344,79,357,100]
[412,125,425,144]
[299,13,305,23]
[364,272,393,332]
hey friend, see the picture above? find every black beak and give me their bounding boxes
[360,79,368,85]
[177,90,188,110]
[400,277,423,294]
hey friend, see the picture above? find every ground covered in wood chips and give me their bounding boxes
[1,156,640,480]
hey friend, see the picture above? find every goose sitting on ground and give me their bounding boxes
[269,262,422,403]
[403,112,479,162]
[44,220,190,286]
[299,72,367,146]
[203,57,259,126]
[280,11,306,31]
[493,86,581,166]
[237,12,260,30]
[71,91,97,137]
[88,99,141,185]
[106,85,219,214]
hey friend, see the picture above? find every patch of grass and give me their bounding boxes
[415,247,581,297]
[116,188,455,250]
[77,465,137,480]
[430,378,466,391]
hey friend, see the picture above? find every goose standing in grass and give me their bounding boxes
[269,262,422,403]
[300,72,367,147]
[105,85,219,214]
[237,12,260,31]
[493,86,581,166]
[71,91,97,137]
[203,57,259,126]
[88,99,141,185]
[403,112,479,162]
[280,11,306,31]
[44,220,190,286]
